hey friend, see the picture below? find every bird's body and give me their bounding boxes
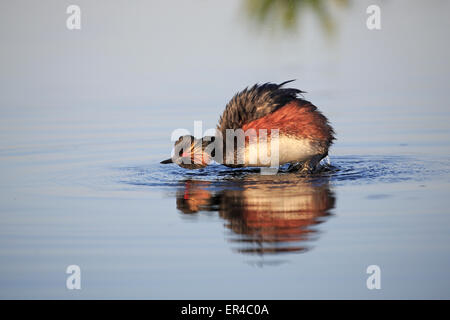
[162,81,335,172]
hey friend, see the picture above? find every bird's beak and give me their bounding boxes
[160,158,173,164]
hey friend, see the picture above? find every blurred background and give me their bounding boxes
[0,0,449,299]
[1,0,449,156]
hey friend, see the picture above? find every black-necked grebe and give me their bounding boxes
[161,80,335,172]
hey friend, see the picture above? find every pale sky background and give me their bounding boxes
[1,1,450,299]
[0,0,449,154]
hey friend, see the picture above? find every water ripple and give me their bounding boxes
[117,155,450,189]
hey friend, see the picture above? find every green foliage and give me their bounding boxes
[244,0,349,34]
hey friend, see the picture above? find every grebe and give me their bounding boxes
[161,80,335,172]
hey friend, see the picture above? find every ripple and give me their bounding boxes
[117,155,450,189]
[113,155,450,260]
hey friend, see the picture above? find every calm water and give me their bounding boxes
[0,103,449,299]
[1,1,450,299]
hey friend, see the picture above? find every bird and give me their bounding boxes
[160,80,335,173]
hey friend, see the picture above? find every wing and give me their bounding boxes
[217,80,308,135]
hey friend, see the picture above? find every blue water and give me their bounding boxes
[1,130,449,298]
[1,0,450,299]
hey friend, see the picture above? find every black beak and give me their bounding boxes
[160,158,173,164]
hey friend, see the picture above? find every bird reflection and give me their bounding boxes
[176,174,335,256]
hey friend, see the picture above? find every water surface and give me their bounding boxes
[1,0,450,299]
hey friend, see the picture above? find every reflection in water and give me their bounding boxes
[176,175,335,256]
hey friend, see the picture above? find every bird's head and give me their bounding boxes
[160,135,212,169]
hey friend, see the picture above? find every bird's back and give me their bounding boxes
[217,80,305,135]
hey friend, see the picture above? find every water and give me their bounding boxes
[0,103,449,299]
[1,0,450,299]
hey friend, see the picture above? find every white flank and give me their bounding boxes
[244,136,321,166]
